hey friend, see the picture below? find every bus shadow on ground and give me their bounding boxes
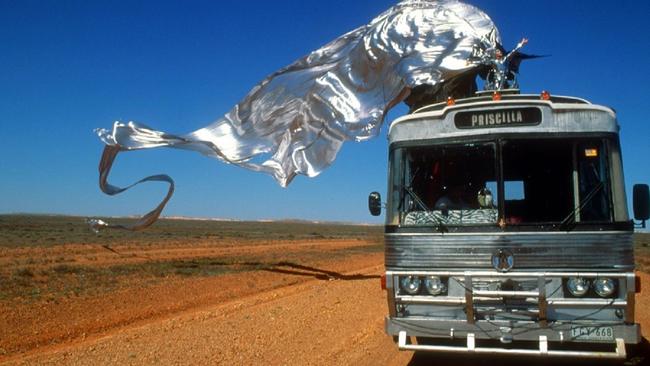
[261,261,380,281]
[155,258,380,281]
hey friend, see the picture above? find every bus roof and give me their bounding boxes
[389,93,618,144]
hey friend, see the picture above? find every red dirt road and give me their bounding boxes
[1,240,648,365]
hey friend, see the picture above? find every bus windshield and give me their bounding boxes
[389,138,613,228]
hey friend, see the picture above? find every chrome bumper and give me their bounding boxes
[385,270,640,358]
[397,330,627,358]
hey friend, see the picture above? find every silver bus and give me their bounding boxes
[369,90,649,359]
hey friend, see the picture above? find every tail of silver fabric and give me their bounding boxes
[87,145,174,232]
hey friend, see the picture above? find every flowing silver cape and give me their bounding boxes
[91,0,500,231]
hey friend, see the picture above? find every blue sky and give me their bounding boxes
[1,1,649,224]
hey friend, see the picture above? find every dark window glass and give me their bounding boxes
[398,143,498,226]
[389,138,614,228]
[577,142,611,221]
[501,139,574,223]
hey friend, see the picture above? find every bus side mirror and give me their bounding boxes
[633,184,650,228]
[369,192,382,216]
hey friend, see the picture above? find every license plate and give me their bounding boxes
[570,326,614,341]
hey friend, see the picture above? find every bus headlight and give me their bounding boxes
[593,278,616,297]
[566,277,590,297]
[399,276,422,295]
[424,276,446,295]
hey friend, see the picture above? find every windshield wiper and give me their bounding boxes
[403,185,448,233]
[559,181,604,231]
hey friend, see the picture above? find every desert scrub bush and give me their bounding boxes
[13,267,34,277]
[52,264,83,274]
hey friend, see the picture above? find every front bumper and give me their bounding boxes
[387,318,640,358]
[385,270,641,358]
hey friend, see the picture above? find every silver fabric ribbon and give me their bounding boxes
[91,0,500,231]
[87,145,175,232]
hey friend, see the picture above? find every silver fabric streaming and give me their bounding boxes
[87,145,175,232]
[91,0,500,231]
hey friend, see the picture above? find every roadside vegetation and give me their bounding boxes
[0,214,382,248]
[0,215,383,302]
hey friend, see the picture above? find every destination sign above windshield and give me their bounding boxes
[454,107,542,129]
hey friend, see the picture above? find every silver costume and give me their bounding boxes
[92,0,500,230]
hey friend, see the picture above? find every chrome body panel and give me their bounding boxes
[385,231,634,270]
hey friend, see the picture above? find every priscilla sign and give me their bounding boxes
[454,107,542,129]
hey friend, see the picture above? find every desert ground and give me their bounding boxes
[0,215,648,365]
